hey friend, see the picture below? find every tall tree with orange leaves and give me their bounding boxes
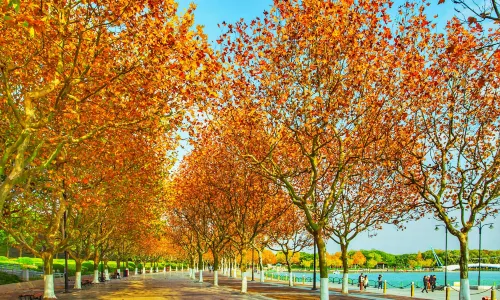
[268,206,312,287]
[171,122,290,292]
[0,0,217,219]
[0,108,171,296]
[172,151,233,286]
[325,161,419,293]
[393,15,500,300]
[213,1,420,298]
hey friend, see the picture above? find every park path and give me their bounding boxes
[0,270,491,299]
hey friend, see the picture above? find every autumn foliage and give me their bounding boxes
[1,0,499,300]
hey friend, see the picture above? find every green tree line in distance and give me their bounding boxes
[275,249,500,270]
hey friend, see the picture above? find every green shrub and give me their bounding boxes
[0,271,21,285]
[0,256,9,261]
[52,263,64,273]
[21,264,38,270]
[82,262,94,274]
[17,257,34,265]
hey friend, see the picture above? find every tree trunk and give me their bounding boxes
[0,140,29,218]
[104,260,110,281]
[189,256,195,279]
[240,249,248,293]
[458,233,470,300]
[198,251,203,283]
[232,257,237,278]
[316,231,329,300]
[74,259,82,289]
[93,255,100,284]
[213,252,219,286]
[42,252,56,299]
[258,249,264,282]
[340,241,349,294]
[285,253,293,287]
[5,236,9,258]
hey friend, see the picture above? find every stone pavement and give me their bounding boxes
[0,271,495,299]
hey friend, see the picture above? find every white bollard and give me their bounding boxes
[21,269,29,282]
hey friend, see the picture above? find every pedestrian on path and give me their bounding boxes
[421,275,429,293]
[430,275,436,292]
[359,273,364,291]
[378,274,383,289]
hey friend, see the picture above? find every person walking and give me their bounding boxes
[430,275,436,292]
[378,274,383,289]
[421,275,429,293]
[364,275,369,289]
[359,273,364,291]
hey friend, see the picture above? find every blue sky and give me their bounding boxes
[176,0,500,255]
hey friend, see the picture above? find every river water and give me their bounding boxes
[269,271,500,287]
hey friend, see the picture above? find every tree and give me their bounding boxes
[212,1,420,298]
[394,15,500,300]
[170,123,289,291]
[440,0,500,29]
[268,206,312,286]
[253,234,272,282]
[171,149,233,286]
[326,161,418,293]
[262,249,277,265]
[352,251,366,268]
[0,174,69,298]
[0,0,216,219]
[326,252,342,269]
[365,259,376,269]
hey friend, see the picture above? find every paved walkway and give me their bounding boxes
[0,271,495,299]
